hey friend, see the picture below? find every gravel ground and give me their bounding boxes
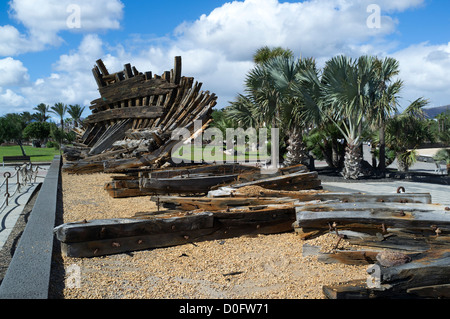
[54,172,368,299]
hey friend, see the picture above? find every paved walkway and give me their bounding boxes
[317,144,450,205]
[322,181,450,206]
[0,164,49,251]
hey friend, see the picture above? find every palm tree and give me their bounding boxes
[50,102,68,132]
[253,46,294,65]
[369,57,402,174]
[67,104,85,128]
[267,56,322,166]
[33,103,50,122]
[226,52,321,167]
[385,98,432,172]
[319,55,377,179]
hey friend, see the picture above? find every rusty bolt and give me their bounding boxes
[445,207,450,211]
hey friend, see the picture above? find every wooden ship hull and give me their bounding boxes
[63,56,218,174]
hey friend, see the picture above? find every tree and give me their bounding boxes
[319,55,377,179]
[267,56,322,166]
[33,103,50,122]
[385,98,433,172]
[67,104,85,128]
[226,50,321,167]
[50,102,67,132]
[0,113,28,156]
[369,57,402,174]
[23,122,51,144]
[253,46,294,65]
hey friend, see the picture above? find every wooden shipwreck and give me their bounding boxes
[63,56,217,174]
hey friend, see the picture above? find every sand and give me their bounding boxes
[57,172,368,299]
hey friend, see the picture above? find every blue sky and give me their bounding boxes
[1,0,450,119]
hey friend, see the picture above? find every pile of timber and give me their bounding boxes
[293,188,450,299]
[62,56,217,174]
[54,200,298,258]
[104,163,322,198]
[54,185,438,259]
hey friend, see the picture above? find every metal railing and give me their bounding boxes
[0,163,42,211]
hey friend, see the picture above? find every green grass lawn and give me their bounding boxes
[172,145,271,163]
[0,145,61,163]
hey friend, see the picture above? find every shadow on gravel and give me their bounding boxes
[48,172,66,299]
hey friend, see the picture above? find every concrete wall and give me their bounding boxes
[0,156,61,299]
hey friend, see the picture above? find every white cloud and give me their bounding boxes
[13,34,104,116]
[0,57,29,86]
[0,88,28,111]
[173,0,415,62]
[3,0,444,116]
[1,0,124,56]
[392,42,450,108]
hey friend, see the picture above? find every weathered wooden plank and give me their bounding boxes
[85,106,164,124]
[93,76,177,110]
[92,66,106,88]
[317,250,381,265]
[172,56,182,85]
[322,280,384,299]
[124,63,133,79]
[211,188,431,204]
[407,284,450,299]
[62,161,105,174]
[54,205,296,257]
[54,213,215,244]
[96,59,109,76]
[88,120,132,156]
[296,202,450,233]
[141,174,240,195]
[376,250,450,293]
[151,196,296,211]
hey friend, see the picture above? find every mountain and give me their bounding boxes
[424,105,450,119]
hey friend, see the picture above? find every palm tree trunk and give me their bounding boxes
[284,126,308,167]
[342,142,362,179]
[378,121,386,175]
[397,153,409,173]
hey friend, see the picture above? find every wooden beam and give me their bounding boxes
[92,76,177,110]
[92,66,105,88]
[151,196,296,211]
[96,59,109,76]
[88,120,133,156]
[124,63,133,79]
[172,56,182,85]
[54,205,296,257]
[85,106,164,124]
[296,202,450,233]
